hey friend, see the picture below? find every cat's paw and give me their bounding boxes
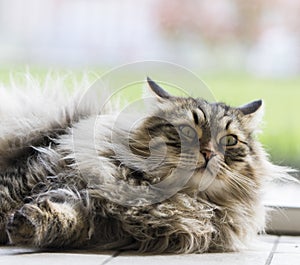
[6,203,47,246]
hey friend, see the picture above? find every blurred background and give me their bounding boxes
[0,0,299,168]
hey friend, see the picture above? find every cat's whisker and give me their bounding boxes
[217,162,258,200]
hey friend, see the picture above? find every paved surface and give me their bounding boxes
[0,235,299,265]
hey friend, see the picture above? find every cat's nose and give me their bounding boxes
[200,141,215,162]
[200,149,215,162]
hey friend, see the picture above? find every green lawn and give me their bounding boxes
[0,67,299,168]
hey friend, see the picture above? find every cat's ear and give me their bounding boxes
[238,100,262,115]
[146,77,171,100]
[237,99,264,130]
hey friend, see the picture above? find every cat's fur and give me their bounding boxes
[0,75,292,253]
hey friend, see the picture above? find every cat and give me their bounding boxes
[0,75,293,253]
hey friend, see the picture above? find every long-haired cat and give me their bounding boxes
[0,75,293,253]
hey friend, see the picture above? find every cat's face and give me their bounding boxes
[130,78,263,201]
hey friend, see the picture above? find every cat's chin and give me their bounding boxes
[185,164,226,194]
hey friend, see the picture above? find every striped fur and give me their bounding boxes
[0,74,294,253]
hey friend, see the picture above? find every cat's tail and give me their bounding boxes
[0,72,111,168]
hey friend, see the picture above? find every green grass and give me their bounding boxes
[1,67,299,168]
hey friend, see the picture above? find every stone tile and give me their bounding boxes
[246,235,278,252]
[109,252,270,265]
[279,236,300,244]
[276,243,300,254]
[275,236,300,253]
[271,253,300,265]
[258,234,279,243]
[0,252,113,265]
[0,235,278,265]
[0,247,38,255]
[276,242,300,253]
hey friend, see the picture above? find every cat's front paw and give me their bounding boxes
[7,203,45,246]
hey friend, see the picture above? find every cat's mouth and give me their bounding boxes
[190,152,218,170]
[194,160,211,171]
[185,158,221,191]
[194,166,206,172]
[193,156,220,174]
[195,165,215,177]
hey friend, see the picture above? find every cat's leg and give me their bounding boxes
[117,193,216,253]
[6,191,93,248]
[0,185,22,245]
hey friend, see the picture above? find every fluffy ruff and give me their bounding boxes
[0,74,294,253]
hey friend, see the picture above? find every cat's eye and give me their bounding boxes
[178,125,197,141]
[219,135,238,147]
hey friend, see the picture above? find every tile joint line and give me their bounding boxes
[100,251,121,265]
[265,236,280,265]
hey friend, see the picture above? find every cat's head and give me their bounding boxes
[126,77,266,203]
